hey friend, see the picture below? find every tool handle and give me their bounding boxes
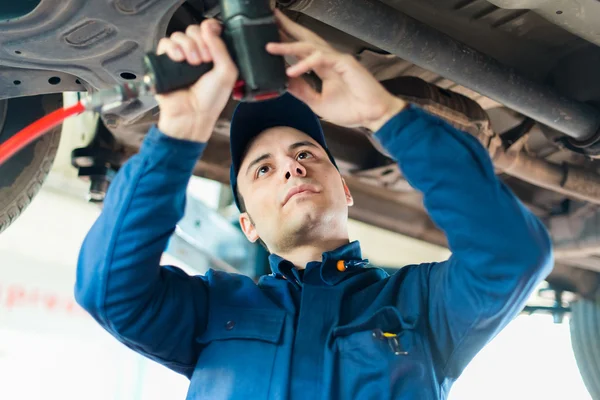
[144,53,214,94]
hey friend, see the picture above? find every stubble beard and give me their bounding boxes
[275,207,338,252]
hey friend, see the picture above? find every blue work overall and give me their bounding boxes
[76,105,553,399]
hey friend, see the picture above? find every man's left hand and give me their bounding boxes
[266,9,407,132]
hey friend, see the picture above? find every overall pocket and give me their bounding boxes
[331,306,432,400]
[188,307,286,400]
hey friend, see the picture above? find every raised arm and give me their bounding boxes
[264,9,552,378]
[374,105,554,379]
[75,18,239,378]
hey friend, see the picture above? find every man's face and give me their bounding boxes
[237,126,353,251]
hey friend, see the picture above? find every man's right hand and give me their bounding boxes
[156,19,239,143]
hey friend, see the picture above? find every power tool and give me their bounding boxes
[83,0,288,110]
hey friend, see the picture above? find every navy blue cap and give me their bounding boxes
[229,92,337,210]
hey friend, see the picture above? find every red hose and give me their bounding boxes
[0,102,86,166]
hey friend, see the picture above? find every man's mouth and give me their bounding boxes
[282,184,320,206]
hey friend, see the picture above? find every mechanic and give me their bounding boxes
[75,9,553,400]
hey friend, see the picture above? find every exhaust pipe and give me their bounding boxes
[492,149,600,205]
[281,0,600,143]
[364,76,600,205]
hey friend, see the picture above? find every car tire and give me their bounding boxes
[0,94,63,234]
[570,296,600,400]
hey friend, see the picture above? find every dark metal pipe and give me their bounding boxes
[492,149,600,205]
[283,0,600,142]
[370,75,600,205]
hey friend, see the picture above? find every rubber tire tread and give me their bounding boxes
[0,96,62,234]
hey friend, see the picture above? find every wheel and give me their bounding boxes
[0,94,63,234]
[570,296,600,400]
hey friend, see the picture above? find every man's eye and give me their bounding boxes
[297,151,313,160]
[257,165,270,177]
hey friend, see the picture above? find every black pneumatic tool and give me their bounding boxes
[143,0,288,102]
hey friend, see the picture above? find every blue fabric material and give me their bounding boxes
[76,104,553,399]
[228,93,337,210]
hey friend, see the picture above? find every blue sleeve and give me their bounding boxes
[75,126,209,378]
[374,105,554,379]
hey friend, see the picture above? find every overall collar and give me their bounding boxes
[268,241,369,287]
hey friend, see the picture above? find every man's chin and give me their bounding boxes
[282,203,329,232]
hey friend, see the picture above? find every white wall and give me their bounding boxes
[0,180,191,400]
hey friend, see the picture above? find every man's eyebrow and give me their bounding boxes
[245,153,271,177]
[289,141,319,151]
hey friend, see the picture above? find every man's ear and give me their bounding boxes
[239,212,260,243]
[342,178,354,206]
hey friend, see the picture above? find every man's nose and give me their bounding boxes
[284,159,306,180]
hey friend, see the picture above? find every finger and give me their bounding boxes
[203,19,222,40]
[186,25,210,63]
[287,76,320,108]
[199,19,222,61]
[273,9,326,45]
[266,41,315,58]
[170,31,202,65]
[202,20,237,81]
[156,38,185,62]
[286,50,335,77]
[272,9,310,41]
